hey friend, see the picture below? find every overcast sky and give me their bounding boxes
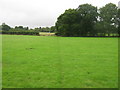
[0,0,119,28]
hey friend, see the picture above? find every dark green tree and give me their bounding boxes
[118,9,120,36]
[99,3,118,36]
[24,27,29,30]
[50,26,56,32]
[77,4,98,36]
[56,9,80,36]
[15,26,24,29]
[56,4,98,37]
[2,23,11,31]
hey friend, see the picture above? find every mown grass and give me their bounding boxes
[39,32,55,36]
[2,35,118,88]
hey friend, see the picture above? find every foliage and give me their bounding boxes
[118,9,120,36]
[15,26,29,30]
[56,9,79,36]
[55,3,118,37]
[2,23,11,31]
[77,4,98,36]
[1,30,39,35]
[0,24,56,36]
[33,26,56,33]
[1,3,119,37]
[99,3,118,36]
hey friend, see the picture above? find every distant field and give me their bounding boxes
[2,35,118,88]
[39,32,55,36]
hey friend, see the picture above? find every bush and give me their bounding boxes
[1,30,39,36]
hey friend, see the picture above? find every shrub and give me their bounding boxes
[1,30,39,36]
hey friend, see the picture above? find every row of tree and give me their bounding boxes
[0,23,56,33]
[55,3,120,37]
[34,26,56,32]
[1,3,120,37]
[1,30,39,35]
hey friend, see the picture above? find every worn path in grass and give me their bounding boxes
[2,35,118,88]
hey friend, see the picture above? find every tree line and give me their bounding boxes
[0,23,56,35]
[55,3,120,37]
[0,3,120,37]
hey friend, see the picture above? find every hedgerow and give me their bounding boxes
[1,30,39,35]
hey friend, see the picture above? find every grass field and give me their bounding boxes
[2,35,118,88]
[39,32,55,36]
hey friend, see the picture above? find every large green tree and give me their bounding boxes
[77,4,98,36]
[50,26,56,32]
[118,9,120,36]
[15,26,29,30]
[56,9,79,36]
[99,3,118,36]
[2,23,11,31]
[56,4,98,37]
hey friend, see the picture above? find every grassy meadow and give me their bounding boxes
[2,35,118,88]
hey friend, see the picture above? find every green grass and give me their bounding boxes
[2,35,118,88]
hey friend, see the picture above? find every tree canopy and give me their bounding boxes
[2,23,11,31]
[55,3,119,37]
